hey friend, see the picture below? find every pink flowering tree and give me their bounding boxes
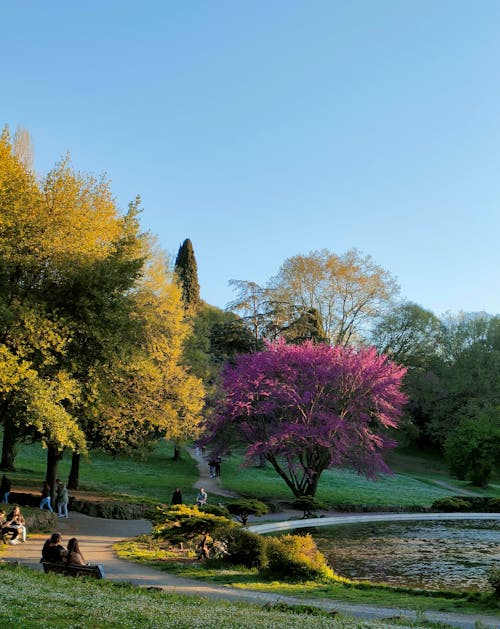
[207,340,407,497]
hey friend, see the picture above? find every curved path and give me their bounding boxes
[3,512,499,628]
[248,511,500,534]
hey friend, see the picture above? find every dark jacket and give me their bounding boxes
[42,540,66,563]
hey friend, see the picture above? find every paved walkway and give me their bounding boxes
[3,511,499,628]
[1,457,499,629]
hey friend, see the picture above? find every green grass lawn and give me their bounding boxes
[219,453,458,507]
[4,438,199,505]
[6,433,499,509]
[0,563,443,629]
[115,539,500,618]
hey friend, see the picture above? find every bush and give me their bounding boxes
[487,566,500,597]
[218,526,267,568]
[199,504,230,518]
[485,498,500,512]
[431,497,472,512]
[152,504,234,545]
[432,496,500,513]
[225,499,269,525]
[291,497,328,518]
[261,534,333,581]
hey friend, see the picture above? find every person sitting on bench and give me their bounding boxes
[42,532,67,562]
[66,538,86,565]
[4,505,27,543]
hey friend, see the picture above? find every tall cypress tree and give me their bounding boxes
[174,238,200,311]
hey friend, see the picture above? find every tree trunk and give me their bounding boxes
[46,444,63,501]
[67,452,80,490]
[0,415,19,470]
[173,439,182,461]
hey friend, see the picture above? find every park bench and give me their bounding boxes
[2,529,18,544]
[41,561,104,579]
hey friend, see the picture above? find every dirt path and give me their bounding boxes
[2,511,499,628]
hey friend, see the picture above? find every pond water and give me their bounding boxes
[308,520,500,591]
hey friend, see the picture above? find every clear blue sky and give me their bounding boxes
[3,1,500,315]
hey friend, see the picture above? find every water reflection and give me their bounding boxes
[310,520,500,590]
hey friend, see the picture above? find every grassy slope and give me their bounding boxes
[218,455,453,507]
[6,435,499,508]
[0,564,431,629]
[116,540,500,618]
[5,439,199,505]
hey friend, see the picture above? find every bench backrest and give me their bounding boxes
[42,561,104,579]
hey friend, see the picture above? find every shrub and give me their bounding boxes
[152,504,233,545]
[218,525,267,568]
[487,566,500,597]
[485,498,500,512]
[199,504,230,518]
[225,499,269,525]
[291,497,328,518]
[261,534,334,581]
[431,497,472,512]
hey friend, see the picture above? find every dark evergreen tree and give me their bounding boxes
[175,238,200,311]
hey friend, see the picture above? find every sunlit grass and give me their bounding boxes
[114,539,500,617]
[218,453,457,507]
[5,437,199,505]
[0,563,439,628]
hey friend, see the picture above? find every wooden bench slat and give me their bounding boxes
[42,561,104,579]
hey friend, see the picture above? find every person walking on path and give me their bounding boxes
[1,474,11,503]
[39,481,53,512]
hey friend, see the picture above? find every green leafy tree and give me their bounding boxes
[444,410,500,487]
[174,238,200,312]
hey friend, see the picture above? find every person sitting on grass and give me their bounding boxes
[41,532,67,563]
[195,487,207,507]
[66,537,86,565]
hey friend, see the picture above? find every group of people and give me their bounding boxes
[0,505,27,544]
[208,456,222,478]
[42,532,87,566]
[40,479,70,517]
[170,486,208,507]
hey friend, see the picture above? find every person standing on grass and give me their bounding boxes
[1,474,11,504]
[171,488,183,505]
[39,480,53,512]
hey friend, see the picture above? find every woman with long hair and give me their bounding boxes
[66,537,86,565]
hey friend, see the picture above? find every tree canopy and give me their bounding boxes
[175,238,200,312]
[206,339,407,497]
[228,249,398,346]
[0,128,204,484]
